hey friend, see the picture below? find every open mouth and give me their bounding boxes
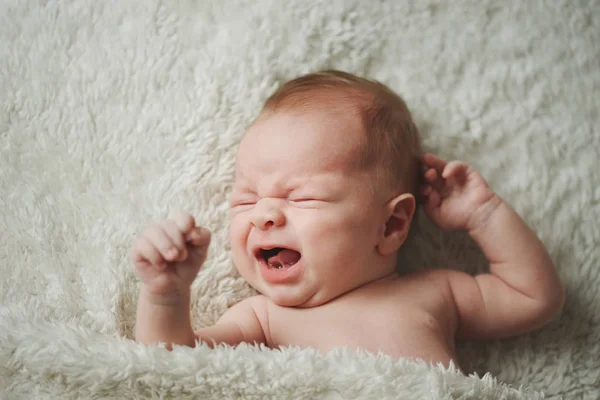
[257,247,301,270]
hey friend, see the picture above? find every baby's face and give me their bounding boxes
[229,110,394,307]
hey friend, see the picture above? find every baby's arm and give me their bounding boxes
[446,197,565,339]
[135,288,196,347]
[421,154,565,340]
[136,291,266,349]
[133,212,266,348]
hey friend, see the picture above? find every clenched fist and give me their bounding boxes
[131,211,211,296]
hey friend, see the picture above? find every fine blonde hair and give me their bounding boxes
[259,70,423,199]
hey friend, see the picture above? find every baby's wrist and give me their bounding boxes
[466,193,504,234]
[139,284,191,307]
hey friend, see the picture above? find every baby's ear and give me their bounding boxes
[377,193,416,256]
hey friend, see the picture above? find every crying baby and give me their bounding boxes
[132,70,565,368]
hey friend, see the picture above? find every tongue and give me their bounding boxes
[267,249,301,268]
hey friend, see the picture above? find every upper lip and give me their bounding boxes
[251,243,298,259]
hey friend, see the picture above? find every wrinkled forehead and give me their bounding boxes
[235,109,368,180]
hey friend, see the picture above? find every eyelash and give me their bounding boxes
[289,198,322,208]
[230,198,323,209]
[233,201,256,208]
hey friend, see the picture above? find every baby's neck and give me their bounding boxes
[362,270,400,289]
[324,269,400,306]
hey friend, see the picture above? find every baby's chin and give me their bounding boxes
[250,282,328,308]
[259,285,334,308]
[235,262,343,307]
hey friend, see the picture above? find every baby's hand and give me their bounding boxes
[131,211,211,296]
[420,153,497,232]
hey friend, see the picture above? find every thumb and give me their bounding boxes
[185,227,211,247]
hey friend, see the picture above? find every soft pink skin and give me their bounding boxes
[229,111,401,308]
[133,110,565,369]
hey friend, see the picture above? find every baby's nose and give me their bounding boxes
[251,199,286,230]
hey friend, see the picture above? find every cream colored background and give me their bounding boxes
[1,1,598,398]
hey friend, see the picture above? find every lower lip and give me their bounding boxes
[259,257,303,284]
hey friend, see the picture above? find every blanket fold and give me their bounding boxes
[0,317,542,399]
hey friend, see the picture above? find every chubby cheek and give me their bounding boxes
[228,217,244,248]
[304,208,378,267]
[228,217,252,270]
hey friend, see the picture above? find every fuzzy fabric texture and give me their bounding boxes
[1,0,599,398]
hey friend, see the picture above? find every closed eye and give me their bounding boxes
[236,202,256,207]
[289,198,323,208]
[230,200,256,210]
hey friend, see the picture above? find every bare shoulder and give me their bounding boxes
[396,268,455,295]
[393,269,461,329]
[233,294,268,309]
[220,295,268,323]
[200,295,269,346]
[404,268,476,305]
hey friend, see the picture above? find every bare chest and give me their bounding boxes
[263,279,458,366]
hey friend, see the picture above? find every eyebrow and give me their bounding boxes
[233,175,337,196]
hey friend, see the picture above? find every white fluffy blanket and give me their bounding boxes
[1,0,598,398]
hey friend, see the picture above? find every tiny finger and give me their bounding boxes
[426,189,441,210]
[419,185,433,205]
[422,153,448,172]
[420,184,433,196]
[132,236,164,269]
[146,225,179,262]
[162,220,187,254]
[185,227,211,247]
[424,168,438,183]
[177,251,189,262]
[442,161,469,179]
[424,168,445,194]
[171,211,196,234]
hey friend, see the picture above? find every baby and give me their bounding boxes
[132,70,565,368]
